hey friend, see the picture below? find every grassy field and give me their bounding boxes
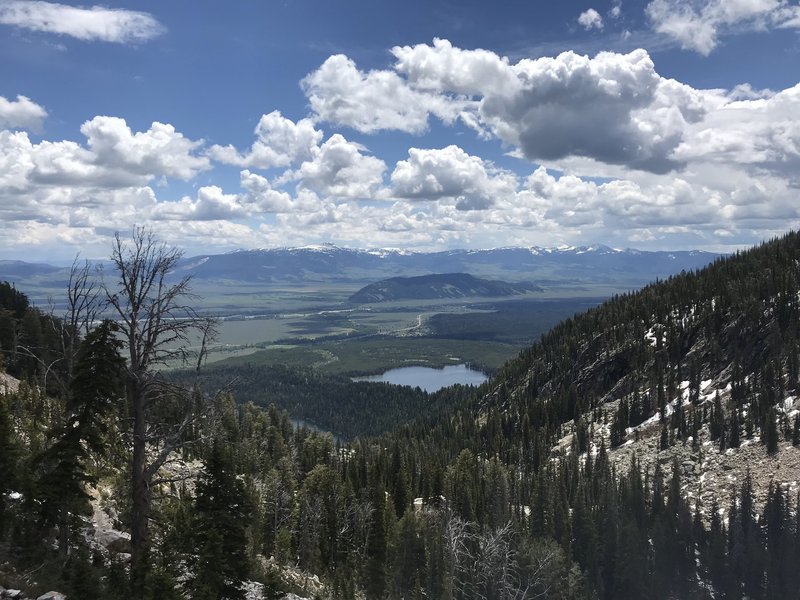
[182,295,606,374]
[213,336,520,375]
[189,280,357,315]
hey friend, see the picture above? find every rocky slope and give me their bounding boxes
[483,231,800,513]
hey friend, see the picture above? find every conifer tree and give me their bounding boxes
[34,320,124,553]
[763,482,792,599]
[389,445,411,518]
[445,449,479,522]
[729,408,741,449]
[364,468,387,600]
[0,394,19,535]
[737,472,764,599]
[706,498,727,594]
[764,406,779,455]
[710,392,724,440]
[571,488,598,585]
[392,511,426,600]
[188,440,253,600]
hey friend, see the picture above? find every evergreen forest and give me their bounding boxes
[2,229,800,599]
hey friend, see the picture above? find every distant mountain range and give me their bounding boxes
[0,260,65,281]
[0,244,723,292]
[172,244,721,287]
[348,273,541,303]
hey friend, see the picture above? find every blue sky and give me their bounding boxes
[1,0,800,260]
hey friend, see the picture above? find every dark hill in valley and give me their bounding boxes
[348,272,540,303]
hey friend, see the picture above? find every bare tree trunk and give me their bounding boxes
[57,511,69,557]
[104,226,217,593]
[129,377,149,594]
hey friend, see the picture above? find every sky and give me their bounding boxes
[1,0,800,261]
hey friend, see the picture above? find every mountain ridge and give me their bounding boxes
[173,244,723,285]
[474,232,800,513]
[0,245,723,287]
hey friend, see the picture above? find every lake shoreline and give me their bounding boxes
[352,363,488,393]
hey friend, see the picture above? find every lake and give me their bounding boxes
[354,364,488,393]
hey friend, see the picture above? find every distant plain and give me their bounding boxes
[1,246,720,378]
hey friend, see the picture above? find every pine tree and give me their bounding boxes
[710,392,724,440]
[571,488,598,584]
[61,544,103,598]
[764,406,779,455]
[659,423,669,450]
[729,408,741,449]
[738,472,764,599]
[483,457,510,529]
[364,469,387,600]
[34,320,124,553]
[445,449,479,522]
[262,563,287,600]
[389,445,411,518]
[187,441,253,600]
[706,499,727,594]
[763,482,792,599]
[0,394,19,535]
[392,511,426,600]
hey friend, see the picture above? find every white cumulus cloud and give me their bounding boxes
[151,186,249,222]
[674,83,800,178]
[0,95,47,131]
[303,41,718,173]
[578,8,604,30]
[390,145,516,210]
[392,38,516,96]
[301,53,469,134]
[80,116,210,182]
[291,134,388,198]
[240,170,320,213]
[209,111,323,169]
[481,49,713,173]
[0,117,208,192]
[5,37,800,257]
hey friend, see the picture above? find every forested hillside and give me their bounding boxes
[0,280,71,393]
[177,363,479,441]
[348,273,539,303]
[2,231,800,599]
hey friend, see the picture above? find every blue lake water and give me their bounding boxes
[354,364,488,393]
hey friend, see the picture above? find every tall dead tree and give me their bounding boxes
[51,257,101,397]
[15,257,100,399]
[104,227,216,593]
